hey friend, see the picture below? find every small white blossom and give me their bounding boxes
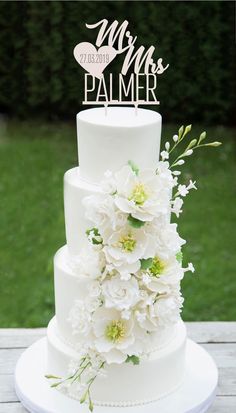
[160,150,169,160]
[184,262,195,273]
[178,180,197,197]
[178,184,189,197]
[188,180,197,190]
[172,197,183,217]
[173,134,178,142]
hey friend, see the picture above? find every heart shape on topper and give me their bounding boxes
[74,42,117,79]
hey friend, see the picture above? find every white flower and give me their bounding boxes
[103,226,155,273]
[140,290,184,330]
[178,180,197,197]
[70,246,105,279]
[87,280,101,297]
[144,256,184,294]
[171,197,183,217]
[188,180,197,190]
[113,165,173,222]
[85,296,101,313]
[150,222,186,260]
[92,307,135,364]
[161,150,169,160]
[102,276,140,310]
[173,134,178,142]
[152,293,184,326]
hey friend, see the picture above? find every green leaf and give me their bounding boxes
[127,214,145,228]
[86,227,99,237]
[86,227,103,244]
[176,251,183,264]
[126,355,140,365]
[140,257,153,270]
[128,160,139,175]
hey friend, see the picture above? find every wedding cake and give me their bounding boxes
[46,107,195,408]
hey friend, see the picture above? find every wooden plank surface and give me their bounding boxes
[0,322,235,412]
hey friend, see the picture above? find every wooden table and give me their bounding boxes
[0,322,235,412]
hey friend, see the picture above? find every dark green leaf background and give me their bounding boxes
[0,1,235,124]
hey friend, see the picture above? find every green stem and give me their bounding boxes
[71,361,91,384]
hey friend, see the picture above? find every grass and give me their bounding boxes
[0,119,235,327]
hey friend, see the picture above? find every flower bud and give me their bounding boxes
[165,141,170,151]
[199,131,206,143]
[176,159,185,166]
[185,149,193,156]
[207,141,222,147]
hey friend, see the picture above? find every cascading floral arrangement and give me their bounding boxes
[46,125,221,411]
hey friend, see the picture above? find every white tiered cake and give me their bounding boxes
[46,107,187,406]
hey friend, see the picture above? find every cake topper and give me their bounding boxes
[74,19,169,110]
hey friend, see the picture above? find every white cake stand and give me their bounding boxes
[15,338,218,413]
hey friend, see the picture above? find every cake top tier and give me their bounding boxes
[78,106,161,128]
[77,107,162,184]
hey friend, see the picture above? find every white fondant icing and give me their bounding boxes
[77,107,162,184]
[64,167,101,255]
[47,316,186,406]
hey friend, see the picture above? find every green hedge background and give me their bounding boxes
[0,1,235,124]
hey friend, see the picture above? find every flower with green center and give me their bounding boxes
[105,320,126,342]
[119,234,136,252]
[149,257,165,277]
[129,183,149,205]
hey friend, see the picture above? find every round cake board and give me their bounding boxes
[15,338,218,413]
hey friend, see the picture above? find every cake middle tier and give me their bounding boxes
[54,245,179,352]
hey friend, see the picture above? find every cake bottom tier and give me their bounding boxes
[47,317,187,407]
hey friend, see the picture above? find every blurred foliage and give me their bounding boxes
[0,120,235,326]
[0,1,235,124]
